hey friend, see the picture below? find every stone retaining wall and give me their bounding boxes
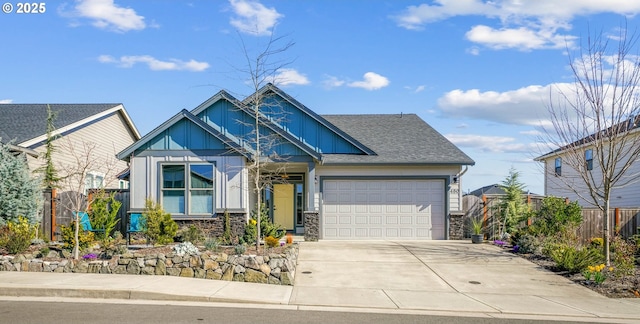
[0,245,298,285]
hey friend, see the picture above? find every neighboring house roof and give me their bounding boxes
[321,114,475,165]
[0,104,140,148]
[466,184,541,197]
[535,115,640,161]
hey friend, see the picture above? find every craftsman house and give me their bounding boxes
[117,84,474,240]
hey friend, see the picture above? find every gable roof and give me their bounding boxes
[243,83,375,156]
[320,114,475,165]
[191,90,323,160]
[0,104,140,147]
[116,108,253,161]
[535,115,640,161]
[466,184,541,197]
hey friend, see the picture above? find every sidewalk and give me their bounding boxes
[1,241,639,323]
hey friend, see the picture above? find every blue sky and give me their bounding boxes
[2,0,639,195]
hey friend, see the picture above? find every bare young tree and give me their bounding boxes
[542,26,640,265]
[57,139,119,260]
[233,32,295,252]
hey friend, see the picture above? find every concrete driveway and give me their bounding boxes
[290,240,640,319]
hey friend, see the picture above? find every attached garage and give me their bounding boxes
[321,179,445,240]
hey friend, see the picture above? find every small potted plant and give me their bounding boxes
[471,218,484,244]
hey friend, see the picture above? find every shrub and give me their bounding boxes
[176,224,205,244]
[242,204,285,244]
[234,244,246,255]
[610,235,637,278]
[0,216,38,254]
[531,197,582,237]
[514,233,542,254]
[264,235,279,248]
[60,222,95,251]
[204,237,221,252]
[88,191,121,243]
[142,199,178,245]
[0,142,42,226]
[173,241,199,256]
[549,244,603,273]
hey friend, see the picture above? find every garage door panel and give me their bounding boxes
[322,179,445,240]
[386,215,398,224]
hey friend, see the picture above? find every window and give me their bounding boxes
[84,172,104,194]
[585,149,593,171]
[161,163,214,215]
[554,158,562,176]
[119,180,129,189]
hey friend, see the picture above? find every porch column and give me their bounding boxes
[307,162,316,210]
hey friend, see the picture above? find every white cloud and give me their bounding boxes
[466,25,573,51]
[437,83,578,126]
[69,0,146,33]
[98,55,210,72]
[456,123,469,129]
[229,0,283,36]
[446,133,537,154]
[348,72,390,91]
[0,99,13,104]
[392,1,640,51]
[268,68,310,86]
[322,75,346,89]
[405,85,426,93]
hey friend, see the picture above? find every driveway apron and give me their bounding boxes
[290,240,639,317]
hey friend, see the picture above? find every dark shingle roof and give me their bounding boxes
[0,104,121,144]
[321,114,475,165]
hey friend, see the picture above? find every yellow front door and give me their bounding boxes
[273,183,294,230]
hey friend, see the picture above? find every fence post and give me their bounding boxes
[51,188,57,241]
[615,207,620,234]
[482,194,488,238]
[527,194,532,226]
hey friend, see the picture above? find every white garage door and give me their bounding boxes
[322,179,445,240]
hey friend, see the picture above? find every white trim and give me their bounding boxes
[19,105,140,147]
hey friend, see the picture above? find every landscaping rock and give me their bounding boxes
[244,269,267,283]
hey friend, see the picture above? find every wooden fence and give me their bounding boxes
[40,189,130,241]
[579,208,640,242]
[463,194,640,242]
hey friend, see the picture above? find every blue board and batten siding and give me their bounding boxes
[260,95,364,154]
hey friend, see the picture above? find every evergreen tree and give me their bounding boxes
[497,168,530,235]
[35,104,61,189]
[0,141,42,225]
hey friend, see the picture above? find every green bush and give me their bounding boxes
[0,216,38,254]
[142,199,178,245]
[89,191,121,244]
[514,233,542,254]
[60,222,95,251]
[549,244,603,273]
[531,197,582,237]
[204,237,221,252]
[176,224,205,244]
[611,235,637,278]
[242,203,285,245]
[0,142,42,226]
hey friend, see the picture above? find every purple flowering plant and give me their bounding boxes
[493,240,506,247]
[82,253,98,260]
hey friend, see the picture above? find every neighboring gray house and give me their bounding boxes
[117,84,475,240]
[0,104,141,192]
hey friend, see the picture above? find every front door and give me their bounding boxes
[273,183,294,230]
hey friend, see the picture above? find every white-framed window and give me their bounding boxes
[161,163,215,216]
[84,171,104,194]
[119,180,129,189]
[554,158,562,176]
[585,149,593,171]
